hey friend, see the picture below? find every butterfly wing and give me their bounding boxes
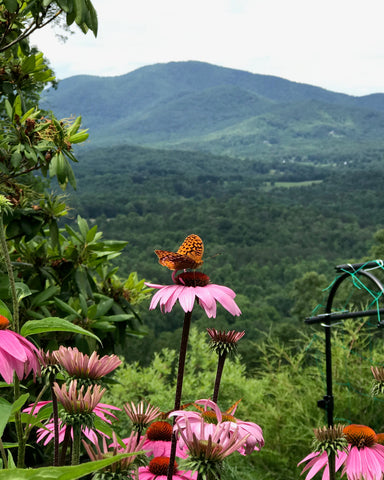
[177,234,204,265]
[155,235,204,271]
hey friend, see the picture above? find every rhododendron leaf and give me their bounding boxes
[0,453,137,478]
[20,318,101,344]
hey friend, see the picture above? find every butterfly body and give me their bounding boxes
[155,234,204,271]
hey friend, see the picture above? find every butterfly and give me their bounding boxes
[155,234,204,271]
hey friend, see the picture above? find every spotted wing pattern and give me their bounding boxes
[155,234,204,271]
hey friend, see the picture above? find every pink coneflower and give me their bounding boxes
[342,424,384,480]
[146,272,241,318]
[84,431,146,475]
[298,450,347,480]
[142,421,186,458]
[207,328,245,356]
[24,399,120,445]
[54,346,122,380]
[53,380,106,414]
[170,398,264,455]
[174,416,249,479]
[0,315,40,384]
[124,401,161,431]
[138,456,197,480]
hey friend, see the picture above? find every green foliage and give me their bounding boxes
[106,322,384,480]
[0,454,136,479]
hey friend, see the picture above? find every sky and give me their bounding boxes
[31,0,384,97]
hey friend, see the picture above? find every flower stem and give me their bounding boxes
[0,438,8,469]
[71,423,81,465]
[0,215,19,333]
[328,450,336,480]
[60,426,72,466]
[49,376,60,466]
[167,310,193,480]
[212,351,227,404]
[13,375,26,468]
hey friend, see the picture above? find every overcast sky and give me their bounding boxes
[32,0,384,96]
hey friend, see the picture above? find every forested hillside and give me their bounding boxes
[66,142,384,366]
[42,60,384,367]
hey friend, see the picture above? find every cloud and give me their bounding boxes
[31,0,384,95]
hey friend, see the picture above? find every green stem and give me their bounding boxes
[59,425,72,466]
[167,310,193,480]
[0,437,8,469]
[49,377,60,466]
[0,215,19,333]
[13,375,25,468]
[71,423,82,465]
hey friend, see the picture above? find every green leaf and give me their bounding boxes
[0,453,138,479]
[10,393,29,415]
[0,299,12,321]
[13,95,22,119]
[3,0,18,13]
[99,314,134,323]
[15,283,32,302]
[5,99,12,120]
[20,318,101,344]
[0,399,13,438]
[53,297,80,318]
[31,285,60,307]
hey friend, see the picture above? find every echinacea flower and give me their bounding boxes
[84,431,146,475]
[342,424,384,480]
[174,416,249,479]
[142,421,186,458]
[24,399,121,445]
[170,398,264,455]
[298,424,348,480]
[0,315,40,384]
[146,272,241,318]
[124,401,161,432]
[53,380,106,415]
[207,328,245,356]
[138,456,196,480]
[54,346,122,380]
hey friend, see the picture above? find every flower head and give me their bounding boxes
[146,272,241,318]
[170,398,264,455]
[84,431,146,475]
[207,328,245,356]
[124,401,160,431]
[24,399,120,446]
[342,424,384,480]
[138,456,196,480]
[0,315,40,384]
[54,346,122,380]
[298,424,348,480]
[53,380,106,415]
[142,420,186,458]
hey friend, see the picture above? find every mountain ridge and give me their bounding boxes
[42,60,384,158]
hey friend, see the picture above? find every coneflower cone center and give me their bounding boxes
[343,425,376,448]
[0,315,10,329]
[201,411,236,424]
[146,421,173,441]
[149,456,176,475]
[175,272,210,287]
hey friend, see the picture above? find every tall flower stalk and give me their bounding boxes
[207,329,245,403]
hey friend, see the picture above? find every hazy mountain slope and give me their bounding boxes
[42,61,384,157]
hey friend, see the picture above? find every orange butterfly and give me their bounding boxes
[155,234,204,271]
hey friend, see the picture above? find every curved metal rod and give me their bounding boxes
[316,268,384,426]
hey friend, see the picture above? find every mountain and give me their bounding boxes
[41,61,384,159]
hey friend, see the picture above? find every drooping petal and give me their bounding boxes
[177,287,196,313]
